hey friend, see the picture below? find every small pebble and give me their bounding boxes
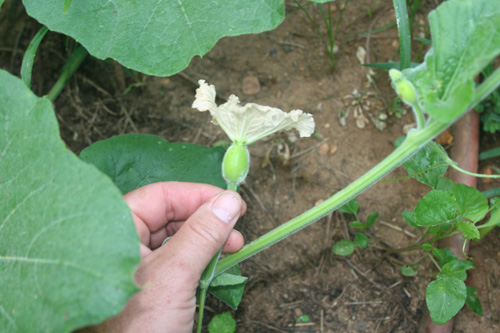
[319,142,330,155]
[242,76,260,95]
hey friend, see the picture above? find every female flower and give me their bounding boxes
[193,80,315,188]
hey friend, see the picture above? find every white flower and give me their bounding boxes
[192,80,315,145]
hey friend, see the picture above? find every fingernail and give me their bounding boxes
[212,192,241,224]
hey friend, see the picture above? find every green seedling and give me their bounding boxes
[333,137,500,324]
[293,0,350,68]
[208,312,236,333]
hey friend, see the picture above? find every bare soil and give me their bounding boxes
[1,0,499,332]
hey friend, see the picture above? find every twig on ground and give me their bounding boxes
[79,75,113,97]
[249,320,319,332]
[344,259,383,290]
[241,181,279,227]
[378,220,417,238]
[119,103,139,133]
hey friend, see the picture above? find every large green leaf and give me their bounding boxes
[402,0,500,122]
[22,0,284,76]
[426,276,466,325]
[439,260,475,282]
[0,70,140,332]
[80,133,226,194]
[414,190,458,226]
[452,184,488,223]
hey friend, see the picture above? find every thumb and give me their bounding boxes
[158,190,243,280]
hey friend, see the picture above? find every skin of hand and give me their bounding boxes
[89,181,246,333]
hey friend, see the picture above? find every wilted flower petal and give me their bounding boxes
[192,80,315,145]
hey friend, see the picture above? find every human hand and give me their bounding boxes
[93,181,246,333]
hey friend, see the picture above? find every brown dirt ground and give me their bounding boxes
[1,0,500,332]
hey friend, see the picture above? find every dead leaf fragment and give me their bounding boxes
[435,129,454,145]
[483,166,493,184]
[330,144,338,155]
[315,199,324,206]
[356,46,366,65]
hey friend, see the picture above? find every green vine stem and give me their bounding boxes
[196,181,238,332]
[46,45,88,102]
[215,120,449,275]
[430,143,500,179]
[197,248,223,333]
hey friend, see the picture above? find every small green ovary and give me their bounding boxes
[222,143,250,186]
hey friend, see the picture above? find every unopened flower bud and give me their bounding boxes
[389,69,417,105]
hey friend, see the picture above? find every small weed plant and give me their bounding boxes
[333,139,499,323]
[1,0,500,332]
[293,0,350,68]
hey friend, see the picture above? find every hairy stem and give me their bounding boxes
[215,120,449,276]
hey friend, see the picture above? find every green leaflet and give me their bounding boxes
[439,260,475,282]
[456,221,480,240]
[208,312,236,333]
[426,258,475,325]
[414,184,488,227]
[338,198,359,215]
[465,286,483,316]
[80,133,226,194]
[0,69,140,332]
[395,137,448,189]
[479,197,500,229]
[208,265,247,310]
[432,248,457,267]
[401,265,418,277]
[426,276,466,325]
[332,239,356,256]
[354,233,369,248]
[402,210,418,228]
[414,190,458,226]
[23,0,285,76]
[453,184,488,222]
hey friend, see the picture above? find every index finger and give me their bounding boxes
[124,181,226,233]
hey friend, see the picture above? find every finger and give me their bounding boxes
[223,229,244,253]
[124,181,224,225]
[124,182,238,246]
[148,223,244,252]
[137,190,245,284]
